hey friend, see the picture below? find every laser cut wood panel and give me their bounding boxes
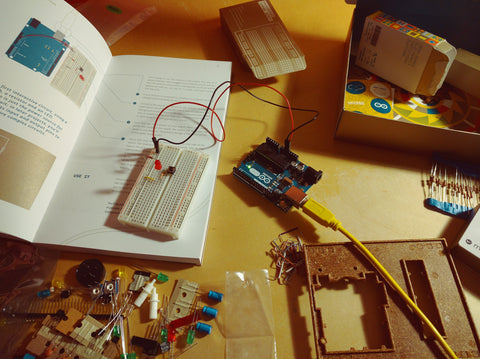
[304,239,480,359]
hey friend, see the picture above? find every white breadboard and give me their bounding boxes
[118,145,209,239]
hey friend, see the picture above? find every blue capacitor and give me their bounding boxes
[202,305,218,318]
[207,290,223,302]
[196,322,212,335]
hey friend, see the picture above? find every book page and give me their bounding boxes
[0,0,112,240]
[34,55,231,264]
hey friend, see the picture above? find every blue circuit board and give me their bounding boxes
[6,18,69,76]
[233,138,322,211]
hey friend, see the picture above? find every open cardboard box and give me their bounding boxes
[335,2,480,161]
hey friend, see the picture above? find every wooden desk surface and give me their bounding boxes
[42,0,480,358]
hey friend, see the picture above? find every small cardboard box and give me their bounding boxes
[220,0,306,79]
[355,11,456,97]
[336,12,480,161]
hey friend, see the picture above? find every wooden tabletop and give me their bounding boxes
[23,0,480,358]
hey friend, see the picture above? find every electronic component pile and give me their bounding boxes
[8,260,222,359]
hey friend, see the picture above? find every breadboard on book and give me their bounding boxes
[118,145,209,239]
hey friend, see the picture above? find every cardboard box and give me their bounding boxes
[454,207,480,271]
[220,0,306,79]
[336,13,480,161]
[447,49,480,99]
[355,11,456,97]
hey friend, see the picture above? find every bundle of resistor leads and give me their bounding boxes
[424,155,480,218]
[269,229,304,284]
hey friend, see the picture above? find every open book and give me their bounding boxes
[0,0,231,264]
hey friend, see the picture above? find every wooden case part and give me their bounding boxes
[304,239,480,358]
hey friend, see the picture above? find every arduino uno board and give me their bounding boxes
[233,138,322,211]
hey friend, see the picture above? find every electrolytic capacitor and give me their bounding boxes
[207,290,223,302]
[202,306,218,318]
[196,322,212,335]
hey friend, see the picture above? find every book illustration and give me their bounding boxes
[6,17,96,107]
[0,129,56,210]
[50,46,96,107]
[6,18,70,76]
[84,73,143,140]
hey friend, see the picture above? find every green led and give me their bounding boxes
[187,329,196,344]
[112,325,121,338]
[156,272,169,282]
[161,328,168,342]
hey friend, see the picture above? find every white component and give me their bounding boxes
[134,279,156,307]
[118,145,209,239]
[149,287,159,320]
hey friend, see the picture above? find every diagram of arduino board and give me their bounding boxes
[6,18,70,77]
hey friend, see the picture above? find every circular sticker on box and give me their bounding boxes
[370,98,391,114]
[346,81,366,95]
[370,83,390,98]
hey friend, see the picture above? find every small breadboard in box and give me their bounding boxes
[118,145,209,239]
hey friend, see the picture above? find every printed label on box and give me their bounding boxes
[345,79,394,119]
